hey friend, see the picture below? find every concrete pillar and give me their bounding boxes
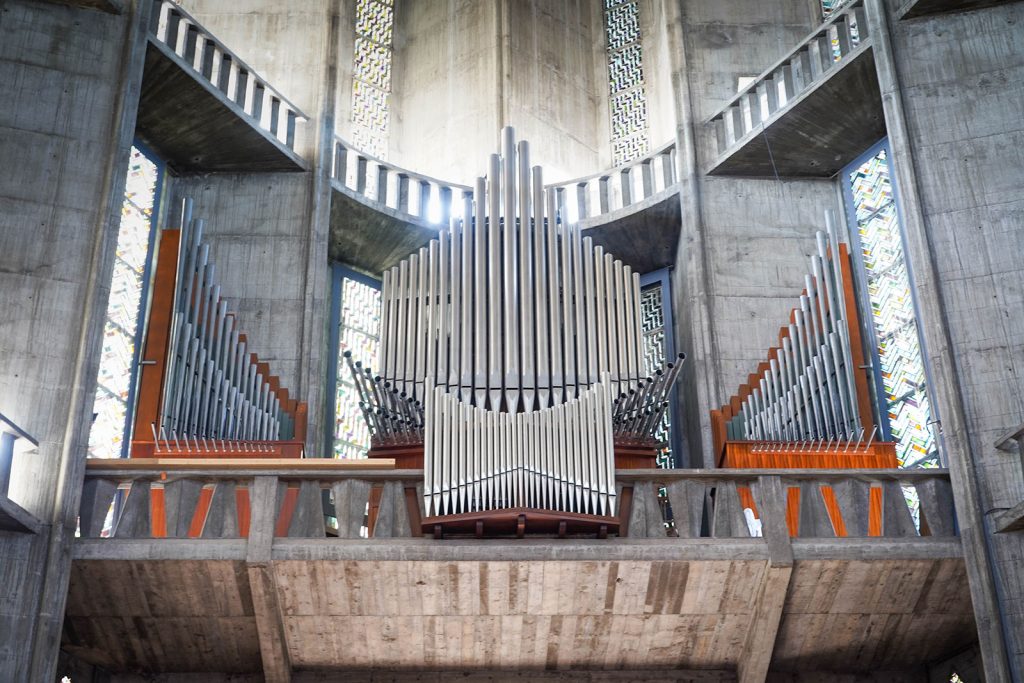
[0,1,149,679]
[866,0,1024,678]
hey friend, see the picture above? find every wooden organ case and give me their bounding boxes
[130,198,308,460]
[710,212,900,536]
[346,128,684,538]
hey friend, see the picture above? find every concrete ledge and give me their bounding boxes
[0,492,43,534]
[73,538,248,560]
[994,500,1024,533]
[791,537,963,560]
[271,537,772,562]
[898,0,1018,18]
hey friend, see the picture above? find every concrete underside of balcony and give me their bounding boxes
[62,537,974,678]
[330,182,683,277]
[708,46,885,179]
[898,0,1020,19]
[135,39,306,174]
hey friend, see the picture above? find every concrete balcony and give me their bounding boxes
[135,0,308,173]
[62,461,974,679]
[897,0,1021,19]
[707,0,886,178]
[330,137,681,275]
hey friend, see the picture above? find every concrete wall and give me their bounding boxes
[0,0,141,678]
[173,0,339,453]
[671,0,836,466]
[389,0,606,185]
[885,1,1024,671]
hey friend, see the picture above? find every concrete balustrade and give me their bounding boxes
[148,0,307,151]
[547,141,679,222]
[78,463,956,541]
[333,138,473,226]
[332,136,678,227]
[709,0,869,156]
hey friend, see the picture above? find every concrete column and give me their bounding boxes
[865,0,1022,678]
[0,0,149,679]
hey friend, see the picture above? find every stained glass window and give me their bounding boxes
[604,0,649,166]
[640,282,674,468]
[845,145,938,471]
[351,0,394,159]
[87,145,161,461]
[334,274,382,459]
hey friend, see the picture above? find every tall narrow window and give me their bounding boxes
[331,268,382,459]
[604,0,649,166]
[639,270,678,468]
[843,142,938,470]
[87,145,162,459]
[351,0,394,159]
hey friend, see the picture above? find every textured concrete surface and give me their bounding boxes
[672,0,837,468]
[886,1,1024,673]
[0,0,141,679]
[388,0,606,185]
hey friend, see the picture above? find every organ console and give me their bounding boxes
[348,128,684,537]
[710,212,898,535]
[130,199,307,459]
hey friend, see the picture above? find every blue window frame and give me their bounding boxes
[841,138,941,469]
[327,264,383,458]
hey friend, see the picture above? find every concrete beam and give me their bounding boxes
[994,500,1024,534]
[247,476,291,683]
[737,563,793,683]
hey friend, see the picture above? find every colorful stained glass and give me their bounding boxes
[847,148,938,470]
[334,276,382,459]
[351,0,394,159]
[604,1,649,166]
[640,284,673,469]
[86,145,160,461]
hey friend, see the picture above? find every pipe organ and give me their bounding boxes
[349,128,683,535]
[711,211,895,470]
[131,199,307,458]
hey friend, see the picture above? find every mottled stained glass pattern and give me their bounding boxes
[356,0,393,45]
[640,285,672,469]
[608,44,643,94]
[351,0,394,159]
[87,145,160,460]
[334,277,382,459]
[848,149,937,469]
[605,0,649,166]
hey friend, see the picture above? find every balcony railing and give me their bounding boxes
[332,137,678,228]
[77,462,956,541]
[332,137,473,227]
[709,0,869,157]
[147,0,308,152]
[547,141,678,223]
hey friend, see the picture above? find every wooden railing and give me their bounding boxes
[332,137,678,227]
[147,0,308,151]
[546,141,678,222]
[332,137,473,226]
[78,462,955,541]
[709,0,869,156]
